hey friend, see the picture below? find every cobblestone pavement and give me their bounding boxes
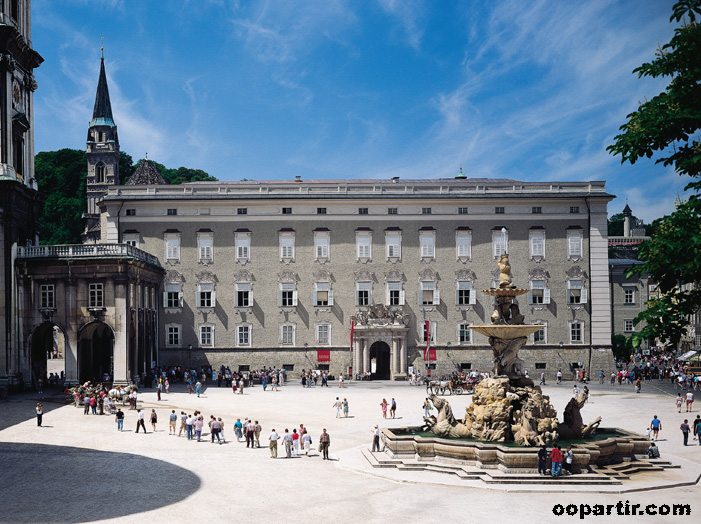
[0,378,699,524]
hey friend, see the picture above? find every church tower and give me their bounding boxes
[84,50,119,242]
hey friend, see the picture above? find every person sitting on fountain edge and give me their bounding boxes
[646,441,660,459]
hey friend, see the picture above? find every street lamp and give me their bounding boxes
[559,341,564,349]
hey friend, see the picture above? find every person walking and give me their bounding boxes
[292,428,300,455]
[695,418,701,446]
[681,419,691,446]
[169,410,177,435]
[195,415,204,441]
[115,408,124,431]
[156,382,162,401]
[165,378,170,394]
[269,429,279,458]
[234,418,243,442]
[282,429,293,458]
[254,420,261,447]
[210,417,222,444]
[135,409,147,433]
[186,414,194,440]
[371,425,381,452]
[650,415,662,440]
[676,393,684,413]
[36,403,43,427]
[218,417,227,443]
[540,371,546,386]
[685,389,694,412]
[338,374,345,388]
[302,431,312,455]
[380,398,389,418]
[319,429,330,459]
[178,411,187,437]
[556,369,562,385]
[246,419,256,448]
[149,409,158,432]
[333,397,343,418]
[390,398,397,419]
[537,445,548,475]
[343,398,349,417]
[195,381,202,397]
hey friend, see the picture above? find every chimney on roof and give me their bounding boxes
[391,176,400,183]
[295,175,302,182]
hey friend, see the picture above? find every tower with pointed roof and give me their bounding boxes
[84,49,120,243]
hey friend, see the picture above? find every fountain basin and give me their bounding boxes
[381,427,649,473]
[470,324,541,339]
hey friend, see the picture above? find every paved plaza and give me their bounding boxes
[1,378,699,523]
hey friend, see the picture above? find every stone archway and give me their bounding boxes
[78,321,114,384]
[29,322,66,388]
[370,341,391,380]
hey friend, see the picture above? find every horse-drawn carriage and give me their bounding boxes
[426,376,479,395]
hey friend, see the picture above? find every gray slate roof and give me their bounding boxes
[125,159,167,186]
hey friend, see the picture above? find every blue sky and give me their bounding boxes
[32,0,683,222]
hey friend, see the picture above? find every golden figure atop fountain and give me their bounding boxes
[497,254,516,289]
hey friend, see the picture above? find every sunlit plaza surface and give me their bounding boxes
[1,378,699,524]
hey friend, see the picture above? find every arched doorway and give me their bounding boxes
[369,341,391,380]
[29,322,66,388]
[78,321,114,384]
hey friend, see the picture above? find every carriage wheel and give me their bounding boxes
[454,387,463,395]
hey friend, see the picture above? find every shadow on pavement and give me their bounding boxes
[0,443,201,523]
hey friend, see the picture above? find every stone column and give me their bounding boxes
[400,337,407,374]
[112,278,129,385]
[353,338,360,378]
[64,279,79,385]
[391,338,398,376]
[362,339,370,374]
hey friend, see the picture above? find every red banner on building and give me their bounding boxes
[317,350,331,362]
[428,349,437,361]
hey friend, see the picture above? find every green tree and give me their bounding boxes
[128,160,218,185]
[607,0,701,348]
[611,334,634,361]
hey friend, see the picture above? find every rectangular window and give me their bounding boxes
[281,325,294,345]
[356,233,372,260]
[533,324,547,344]
[317,324,330,345]
[317,208,327,215]
[236,235,250,261]
[89,283,103,308]
[126,209,136,216]
[459,324,472,344]
[387,282,404,306]
[123,233,139,248]
[456,281,474,306]
[198,234,213,261]
[624,319,634,332]
[570,206,580,214]
[529,280,550,304]
[198,283,213,308]
[279,283,297,307]
[456,231,471,259]
[283,364,295,372]
[567,280,587,304]
[235,283,251,308]
[423,322,436,343]
[282,207,292,215]
[359,207,368,215]
[315,232,329,260]
[165,233,180,261]
[532,207,542,214]
[422,207,432,215]
[280,235,295,260]
[529,230,545,258]
[567,230,583,258]
[495,207,505,214]
[167,208,177,216]
[40,284,55,309]
[167,325,181,346]
[237,325,250,347]
[315,282,331,306]
[492,229,508,257]
[624,288,635,304]
[356,282,371,307]
[386,233,401,259]
[458,207,468,215]
[420,281,439,305]
[570,322,583,343]
[420,232,435,258]
[200,325,213,347]
[165,284,181,308]
[237,208,247,215]
[388,208,398,215]
[535,362,547,370]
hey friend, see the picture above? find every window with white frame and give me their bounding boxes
[235,283,252,308]
[492,229,508,257]
[164,233,180,262]
[459,323,472,344]
[356,282,371,306]
[456,281,475,306]
[237,325,251,347]
[235,232,250,262]
[280,324,295,345]
[387,281,405,306]
[419,230,435,259]
[278,282,297,307]
[623,287,635,304]
[279,232,295,261]
[386,231,401,260]
[356,232,372,261]
[419,281,440,306]
[164,284,182,309]
[624,319,634,332]
[199,325,214,347]
[123,233,139,248]
[567,229,583,259]
[567,279,587,304]
[198,283,215,308]
[456,230,471,261]
[314,231,330,261]
[89,283,104,308]
[529,229,545,259]
[317,324,331,345]
[569,321,584,343]
[40,284,55,309]
[528,280,551,305]
[423,321,437,343]
[198,232,213,263]
[314,281,333,306]
[166,325,181,347]
[533,323,547,344]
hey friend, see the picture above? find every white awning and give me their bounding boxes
[679,350,698,361]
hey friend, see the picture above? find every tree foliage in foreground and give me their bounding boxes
[607,0,701,348]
